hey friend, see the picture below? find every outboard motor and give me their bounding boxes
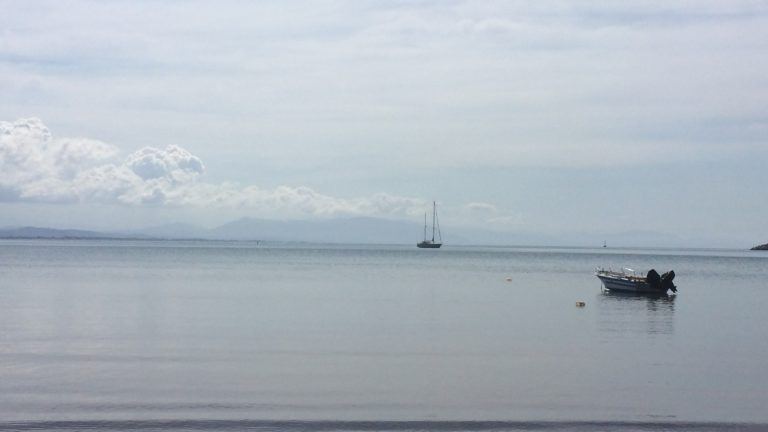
[646,269,662,291]
[661,270,677,293]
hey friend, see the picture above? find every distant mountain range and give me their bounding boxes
[0,218,428,244]
[136,217,428,244]
[0,217,528,245]
[0,226,140,240]
[0,217,748,248]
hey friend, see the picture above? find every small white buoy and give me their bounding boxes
[575,301,586,307]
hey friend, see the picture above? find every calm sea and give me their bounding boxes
[1,240,767,431]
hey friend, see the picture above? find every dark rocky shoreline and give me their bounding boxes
[752,243,768,250]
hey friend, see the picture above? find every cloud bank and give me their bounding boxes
[0,118,424,218]
[4,1,767,173]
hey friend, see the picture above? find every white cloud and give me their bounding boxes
[72,164,138,203]
[0,118,426,217]
[126,145,204,181]
[1,118,119,198]
[466,202,498,213]
[461,202,525,228]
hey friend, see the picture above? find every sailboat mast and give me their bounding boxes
[416,200,442,248]
[431,201,436,242]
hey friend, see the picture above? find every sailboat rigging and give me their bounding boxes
[417,201,442,249]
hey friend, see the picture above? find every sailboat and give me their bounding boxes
[417,201,442,248]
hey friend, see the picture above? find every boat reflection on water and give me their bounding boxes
[596,290,676,336]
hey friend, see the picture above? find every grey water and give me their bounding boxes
[1,240,767,431]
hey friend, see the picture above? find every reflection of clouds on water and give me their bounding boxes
[597,291,676,336]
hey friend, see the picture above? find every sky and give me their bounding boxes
[1,0,767,247]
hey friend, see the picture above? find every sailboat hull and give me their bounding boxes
[417,241,442,249]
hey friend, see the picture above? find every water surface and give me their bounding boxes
[1,240,766,430]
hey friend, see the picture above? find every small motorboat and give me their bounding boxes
[595,268,677,294]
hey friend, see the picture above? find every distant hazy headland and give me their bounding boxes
[0,218,433,244]
[0,217,756,248]
[752,243,768,250]
[0,217,503,244]
[0,226,136,240]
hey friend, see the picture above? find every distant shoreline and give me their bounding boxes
[2,236,766,253]
[1,224,764,250]
[2,419,767,432]
[0,235,265,243]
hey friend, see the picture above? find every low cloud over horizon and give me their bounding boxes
[1,117,428,220]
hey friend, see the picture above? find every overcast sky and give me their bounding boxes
[1,1,767,246]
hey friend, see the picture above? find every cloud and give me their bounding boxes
[126,145,204,181]
[462,202,524,227]
[3,1,768,172]
[466,202,497,213]
[1,118,119,201]
[0,118,117,177]
[0,118,426,217]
